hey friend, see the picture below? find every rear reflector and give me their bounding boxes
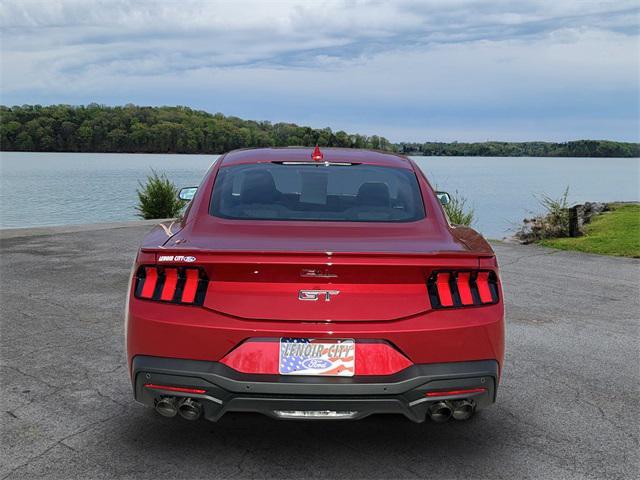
[425,387,486,397]
[427,270,499,309]
[134,266,208,305]
[144,384,206,394]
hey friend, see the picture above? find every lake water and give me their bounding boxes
[1,152,638,238]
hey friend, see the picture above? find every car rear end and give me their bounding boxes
[126,148,504,423]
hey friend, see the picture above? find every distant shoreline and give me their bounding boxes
[2,104,639,158]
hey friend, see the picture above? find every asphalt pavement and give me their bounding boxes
[1,223,638,479]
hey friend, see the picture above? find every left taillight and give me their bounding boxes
[133,266,208,306]
[427,270,499,309]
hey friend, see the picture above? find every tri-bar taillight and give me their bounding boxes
[427,270,499,309]
[134,266,208,306]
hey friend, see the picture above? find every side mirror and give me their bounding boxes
[436,191,451,206]
[178,187,198,201]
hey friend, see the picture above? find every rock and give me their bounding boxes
[569,202,608,237]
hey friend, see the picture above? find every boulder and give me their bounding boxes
[568,202,608,237]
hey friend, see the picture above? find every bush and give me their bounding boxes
[136,170,185,219]
[533,186,570,239]
[443,190,474,226]
[514,186,571,242]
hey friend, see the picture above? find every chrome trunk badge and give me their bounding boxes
[298,290,340,302]
[300,268,337,278]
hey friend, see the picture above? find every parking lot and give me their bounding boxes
[1,223,638,479]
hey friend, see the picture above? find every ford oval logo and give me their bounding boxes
[302,358,332,369]
[183,256,196,263]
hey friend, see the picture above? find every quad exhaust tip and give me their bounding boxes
[154,396,202,420]
[428,400,475,422]
[155,396,178,418]
[428,401,453,423]
[177,397,202,421]
[452,400,474,421]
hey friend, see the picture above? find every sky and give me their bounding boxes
[1,0,639,142]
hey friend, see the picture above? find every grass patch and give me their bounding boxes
[539,203,640,258]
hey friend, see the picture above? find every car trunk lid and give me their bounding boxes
[148,219,488,322]
[151,250,480,322]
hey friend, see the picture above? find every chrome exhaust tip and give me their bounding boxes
[428,401,453,423]
[177,397,202,421]
[155,396,178,418]
[452,400,475,421]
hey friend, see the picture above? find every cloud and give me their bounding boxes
[1,0,638,141]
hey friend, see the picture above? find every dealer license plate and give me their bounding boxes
[279,338,355,376]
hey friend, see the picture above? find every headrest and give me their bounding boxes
[356,182,390,207]
[242,170,278,204]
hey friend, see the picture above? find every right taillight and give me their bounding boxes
[427,270,499,309]
[134,266,208,306]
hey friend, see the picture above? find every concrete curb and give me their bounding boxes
[0,219,173,240]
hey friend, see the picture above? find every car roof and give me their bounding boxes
[219,147,414,170]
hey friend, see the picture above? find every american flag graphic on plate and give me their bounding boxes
[279,338,355,376]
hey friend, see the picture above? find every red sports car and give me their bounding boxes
[126,147,504,423]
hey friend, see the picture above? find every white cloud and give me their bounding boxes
[0,0,638,141]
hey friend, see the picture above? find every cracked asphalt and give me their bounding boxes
[1,224,638,479]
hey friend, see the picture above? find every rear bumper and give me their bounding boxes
[132,356,498,422]
[127,299,505,369]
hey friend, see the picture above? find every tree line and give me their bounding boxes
[0,104,391,154]
[1,104,637,157]
[396,140,639,158]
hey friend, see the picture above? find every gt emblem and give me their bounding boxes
[298,290,340,302]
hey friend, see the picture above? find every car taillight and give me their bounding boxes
[134,266,208,305]
[427,270,499,309]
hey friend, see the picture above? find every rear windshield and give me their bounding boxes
[210,163,425,222]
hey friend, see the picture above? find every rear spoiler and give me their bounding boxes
[139,249,496,269]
